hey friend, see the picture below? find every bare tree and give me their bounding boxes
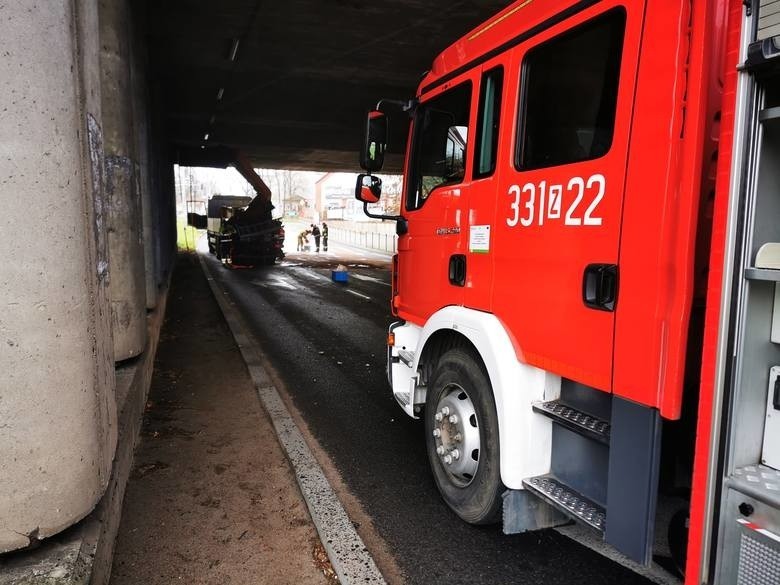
[257,168,306,213]
[174,167,231,217]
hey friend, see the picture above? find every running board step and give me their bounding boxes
[397,349,415,367]
[393,390,410,407]
[523,475,606,533]
[532,399,610,444]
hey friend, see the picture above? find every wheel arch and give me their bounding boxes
[413,306,559,488]
[418,328,482,389]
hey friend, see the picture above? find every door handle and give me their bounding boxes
[583,264,618,311]
[449,254,466,287]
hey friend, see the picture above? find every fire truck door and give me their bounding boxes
[461,59,507,311]
[492,3,643,391]
[396,77,475,324]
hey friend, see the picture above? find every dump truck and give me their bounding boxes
[187,150,285,266]
[206,194,285,266]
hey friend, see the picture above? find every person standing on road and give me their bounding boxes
[297,229,310,252]
[321,222,328,252]
[311,223,321,253]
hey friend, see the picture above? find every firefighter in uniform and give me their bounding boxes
[311,223,321,252]
[321,222,328,252]
[218,208,237,260]
[297,229,310,252]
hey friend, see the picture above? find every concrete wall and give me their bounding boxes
[99,0,148,361]
[0,0,178,556]
[0,0,117,552]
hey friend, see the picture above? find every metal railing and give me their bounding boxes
[329,227,397,254]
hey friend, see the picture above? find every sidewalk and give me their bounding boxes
[109,253,334,584]
[283,219,395,257]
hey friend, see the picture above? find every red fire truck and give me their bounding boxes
[357,0,780,582]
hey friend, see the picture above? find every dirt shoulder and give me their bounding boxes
[110,253,332,585]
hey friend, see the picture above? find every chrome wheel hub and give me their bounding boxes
[431,384,480,486]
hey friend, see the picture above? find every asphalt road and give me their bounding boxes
[203,238,655,585]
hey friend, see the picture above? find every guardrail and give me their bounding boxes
[330,227,397,254]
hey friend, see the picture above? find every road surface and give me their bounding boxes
[202,237,656,585]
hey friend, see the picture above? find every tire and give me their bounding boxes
[425,348,504,524]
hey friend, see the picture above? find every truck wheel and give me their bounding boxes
[425,348,504,524]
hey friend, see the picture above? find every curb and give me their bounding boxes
[198,253,387,585]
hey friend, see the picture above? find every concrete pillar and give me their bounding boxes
[99,0,147,360]
[162,154,178,277]
[0,0,117,552]
[129,4,157,310]
[150,82,177,286]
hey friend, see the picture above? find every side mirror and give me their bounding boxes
[360,111,387,172]
[355,174,382,204]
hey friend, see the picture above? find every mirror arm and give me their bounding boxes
[375,98,417,113]
[362,201,403,222]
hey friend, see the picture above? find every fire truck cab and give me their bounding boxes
[358,0,780,582]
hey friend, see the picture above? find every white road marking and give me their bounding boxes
[346,290,371,300]
[350,273,390,287]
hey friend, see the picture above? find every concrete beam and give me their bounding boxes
[0,0,116,552]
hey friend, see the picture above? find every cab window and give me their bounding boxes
[474,67,503,178]
[407,82,472,210]
[516,9,626,170]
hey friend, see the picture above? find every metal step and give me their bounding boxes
[523,475,606,533]
[397,349,415,367]
[393,389,410,407]
[532,399,610,444]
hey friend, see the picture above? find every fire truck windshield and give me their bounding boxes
[407,81,472,210]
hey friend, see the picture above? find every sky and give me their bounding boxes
[176,167,374,198]
[180,166,326,196]
[174,166,389,219]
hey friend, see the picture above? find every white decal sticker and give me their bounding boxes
[470,225,491,254]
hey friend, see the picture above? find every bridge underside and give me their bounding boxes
[146,0,509,172]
